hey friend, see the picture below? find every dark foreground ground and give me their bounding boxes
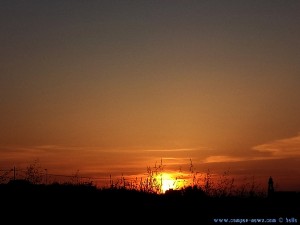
[0,181,299,224]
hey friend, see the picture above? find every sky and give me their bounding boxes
[0,0,300,191]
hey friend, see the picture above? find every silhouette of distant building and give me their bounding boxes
[268,176,274,197]
[267,176,300,202]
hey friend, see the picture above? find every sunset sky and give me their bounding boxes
[1,1,300,191]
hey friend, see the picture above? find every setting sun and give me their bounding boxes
[158,173,178,193]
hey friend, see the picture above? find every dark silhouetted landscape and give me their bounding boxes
[1,170,299,224]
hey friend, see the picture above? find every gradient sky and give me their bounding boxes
[1,0,300,191]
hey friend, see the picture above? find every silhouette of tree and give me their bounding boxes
[25,159,43,184]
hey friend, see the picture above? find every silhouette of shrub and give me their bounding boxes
[25,159,43,184]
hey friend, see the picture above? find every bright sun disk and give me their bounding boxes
[159,173,176,193]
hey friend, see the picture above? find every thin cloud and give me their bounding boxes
[201,133,300,164]
[143,148,206,152]
[203,155,247,163]
[252,133,300,158]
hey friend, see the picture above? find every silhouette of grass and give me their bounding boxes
[3,158,266,198]
[1,159,299,224]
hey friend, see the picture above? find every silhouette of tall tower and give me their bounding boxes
[268,176,274,197]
